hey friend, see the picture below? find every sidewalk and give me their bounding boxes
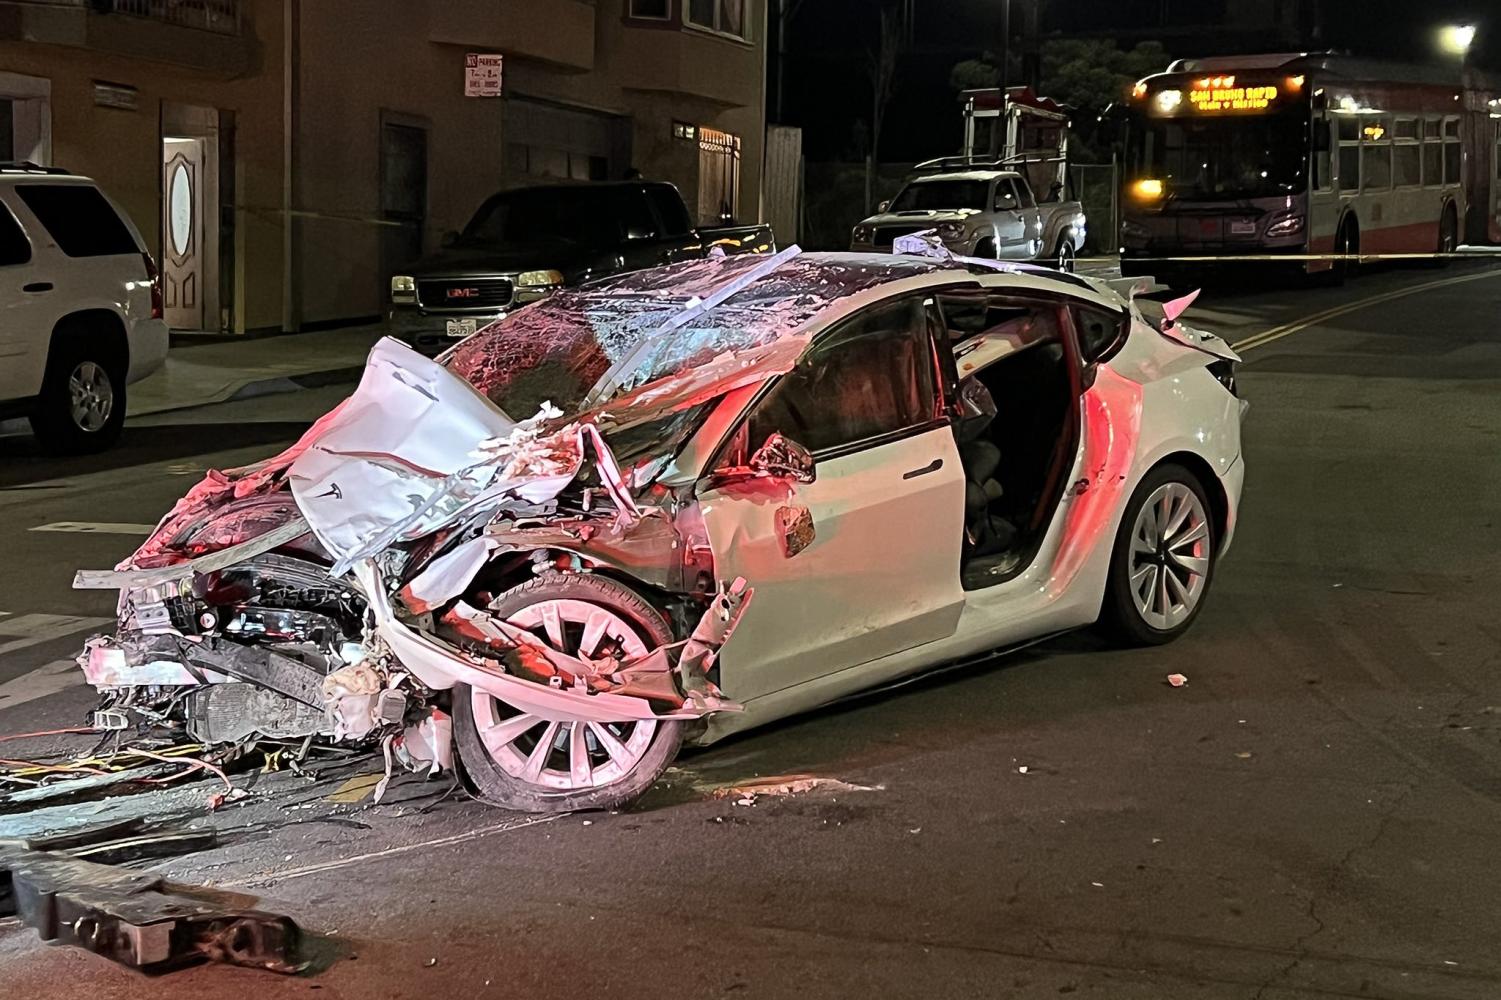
[127,323,386,417]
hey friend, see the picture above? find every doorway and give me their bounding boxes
[379,117,428,295]
[161,103,221,332]
[697,127,741,225]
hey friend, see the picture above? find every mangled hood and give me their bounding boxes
[289,338,631,577]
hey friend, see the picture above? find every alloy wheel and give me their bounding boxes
[469,598,656,791]
[1127,482,1211,631]
[1057,241,1076,273]
[68,361,115,433]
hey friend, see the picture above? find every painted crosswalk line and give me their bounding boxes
[0,613,113,657]
[0,659,86,710]
[29,521,157,534]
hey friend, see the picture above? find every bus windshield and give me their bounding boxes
[1127,111,1306,201]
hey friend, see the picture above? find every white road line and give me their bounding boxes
[0,613,112,656]
[29,521,157,534]
[0,658,84,710]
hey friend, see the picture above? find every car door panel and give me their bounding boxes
[992,180,1029,258]
[702,425,966,704]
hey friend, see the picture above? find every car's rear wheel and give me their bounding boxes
[30,327,127,454]
[1099,464,1217,645]
[452,573,683,813]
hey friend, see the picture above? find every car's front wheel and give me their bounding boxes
[452,573,683,813]
[1099,464,1217,645]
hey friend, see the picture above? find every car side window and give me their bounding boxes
[0,202,31,266]
[614,188,659,240]
[646,186,692,237]
[15,184,139,257]
[743,296,939,458]
[1015,179,1036,209]
[994,182,1018,211]
[1073,305,1128,364]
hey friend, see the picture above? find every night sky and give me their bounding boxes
[779,0,1501,162]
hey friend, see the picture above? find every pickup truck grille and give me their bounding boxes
[417,278,514,311]
[873,225,931,250]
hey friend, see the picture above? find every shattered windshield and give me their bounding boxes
[889,179,990,212]
[444,252,951,422]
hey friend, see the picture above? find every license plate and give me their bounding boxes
[1230,219,1256,235]
[445,318,478,339]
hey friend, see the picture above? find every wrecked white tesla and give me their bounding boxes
[73,249,1245,812]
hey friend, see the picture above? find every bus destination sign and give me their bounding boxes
[1188,76,1279,113]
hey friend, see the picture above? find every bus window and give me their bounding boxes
[1361,116,1392,191]
[1313,119,1332,192]
[1423,118,1443,186]
[1337,116,1360,192]
[1444,117,1462,186]
[1394,118,1421,187]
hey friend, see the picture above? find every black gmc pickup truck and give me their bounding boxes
[387,180,775,355]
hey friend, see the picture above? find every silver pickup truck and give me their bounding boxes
[851,168,1086,270]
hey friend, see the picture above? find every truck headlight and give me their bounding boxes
[937,222,966,240]
[1265,214,1304,237]
[517,269,563,288]
[852,224,875,244]
[390,275,416,304]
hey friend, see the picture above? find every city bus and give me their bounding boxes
[1119,53,1501,279]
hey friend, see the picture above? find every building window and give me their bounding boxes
[629,0,671,19]
[687,0,747,39]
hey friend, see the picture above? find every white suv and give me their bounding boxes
[0,165,168,453]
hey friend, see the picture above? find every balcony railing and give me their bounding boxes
[89,0,242,35]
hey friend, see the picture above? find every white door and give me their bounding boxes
[0,195,53,400]
[162,137,205,330]
[991,179,1030,257]
[699,296,967,703]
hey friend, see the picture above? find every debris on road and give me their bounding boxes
[1166,673,1188,688]
[706,774,883,806]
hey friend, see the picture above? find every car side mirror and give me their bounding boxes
[716,433,816,485]
[441,230,460,248]
[877,200,891,213]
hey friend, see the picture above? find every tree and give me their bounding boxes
[1038,39,1169,113]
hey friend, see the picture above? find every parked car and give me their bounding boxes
[75,250,1244,813]
[387,180,775,355]
[851,168,1086,270]
[0,164,168,453]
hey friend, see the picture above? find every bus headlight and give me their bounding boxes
[1131,178,1165,201]
[1265,214,1305,237]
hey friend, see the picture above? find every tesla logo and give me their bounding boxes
[312,483,343,501]
[447,287,480,299]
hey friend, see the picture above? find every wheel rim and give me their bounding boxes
[1127,482,1211,631]
[1058,242,1075,272]
[470,598,657,792]
[68,362,114,433]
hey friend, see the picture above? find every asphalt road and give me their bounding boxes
[2,262,1501,999]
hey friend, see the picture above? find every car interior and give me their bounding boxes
[940,294,1081,590]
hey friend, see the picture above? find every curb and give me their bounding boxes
[127,365,364,419]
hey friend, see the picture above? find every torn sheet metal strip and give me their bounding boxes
[0,847,305,974]
[73,517,311,591]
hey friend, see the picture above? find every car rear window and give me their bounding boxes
[16,184,140,258]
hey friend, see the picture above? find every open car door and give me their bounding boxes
[698,295,967,704]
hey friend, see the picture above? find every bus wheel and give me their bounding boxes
[1430,206,1458,268]
[1330,220,1358,285]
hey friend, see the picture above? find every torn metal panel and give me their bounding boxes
[73,517,311,591]
[0,847,306,974]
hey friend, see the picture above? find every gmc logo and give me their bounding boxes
[447,287,480,299]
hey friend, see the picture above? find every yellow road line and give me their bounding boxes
[1232,267,1501,353]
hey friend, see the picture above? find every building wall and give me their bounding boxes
[0,0,768,333]
[0,0,288,334]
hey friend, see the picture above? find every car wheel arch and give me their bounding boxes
[1136,450,1230,555]
[49,308,130,375]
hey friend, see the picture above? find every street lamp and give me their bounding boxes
[1438,23,1476,59]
